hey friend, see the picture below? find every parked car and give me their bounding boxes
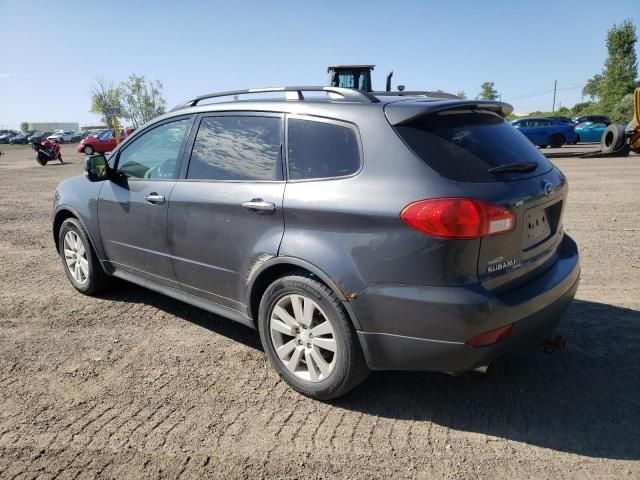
[77,128,135,155]
[572,114,611,126]
[511,117,577,147]
[47,131,75,143]
[54,86,580,399]
[29,131,53,143]
[71,131,83,142]
[9,131,34,144]
[0,131,19,143]
[548,116,573,124]
[574,122,609,143]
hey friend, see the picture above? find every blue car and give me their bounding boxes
[511,117,577,148]
[574,122,607,143]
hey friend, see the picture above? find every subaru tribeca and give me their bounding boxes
[52,86,580,400]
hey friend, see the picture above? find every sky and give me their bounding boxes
[1,0,639,129]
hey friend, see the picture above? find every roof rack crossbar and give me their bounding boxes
[172,86,380,110]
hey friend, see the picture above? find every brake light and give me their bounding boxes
[466,324,513,347]
[400,198,515,239]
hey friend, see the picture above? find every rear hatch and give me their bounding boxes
[388,100,567,294]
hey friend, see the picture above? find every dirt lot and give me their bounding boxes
[0,143,639,479]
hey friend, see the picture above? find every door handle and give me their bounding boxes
[242,199,275,213]
[144,193,165,204]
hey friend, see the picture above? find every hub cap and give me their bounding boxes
[269,294,337,383]
[63,231,89,285]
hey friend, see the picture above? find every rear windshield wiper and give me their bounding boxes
[488,162,538,174]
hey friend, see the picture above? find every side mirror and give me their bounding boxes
[84,154,110,182]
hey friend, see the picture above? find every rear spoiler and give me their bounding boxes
[384,100,514,126]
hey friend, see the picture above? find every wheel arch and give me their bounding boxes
[53,207,99,257]
[247,257,363,330]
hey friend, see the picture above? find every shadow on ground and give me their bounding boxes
[102,285,640,460]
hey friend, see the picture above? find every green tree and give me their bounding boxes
[583,19,638,114]
[90,77,122,128]
[19,122,29,132]
[611,93,634,123]
[120,74,167,128]
[582,74,603,100]
[456,90,467,99]
[477,81,499,100]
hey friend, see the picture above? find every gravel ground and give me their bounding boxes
[0,143,639,479]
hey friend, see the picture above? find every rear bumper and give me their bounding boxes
[355,235,580,372]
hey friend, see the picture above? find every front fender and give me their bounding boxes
[53,175,105,258]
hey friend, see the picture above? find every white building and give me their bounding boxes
[29,122,80,132]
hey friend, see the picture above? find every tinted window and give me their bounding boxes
[188,116,282,181]
[287,119,360,180]
[118,118,191,179]
[394,110,553,183]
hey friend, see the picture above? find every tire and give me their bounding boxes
[600,125,625,153]
[538,144,548,149]
[83,145,94,155]
[58,218,112,295]
[549,134,565,148]
[258,272,369,400]
[58,153,63,163]
[36,153,48,166]
[574,135,580,144]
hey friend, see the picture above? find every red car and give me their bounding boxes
[77,128,135,155]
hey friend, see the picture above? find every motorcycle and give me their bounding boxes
[32,139,62,166]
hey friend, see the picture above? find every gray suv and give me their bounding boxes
[53,86,580,399]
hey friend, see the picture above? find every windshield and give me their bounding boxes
[394,110,553,182]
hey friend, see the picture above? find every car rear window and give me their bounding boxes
[394,110,553,182]
[287,118,360,180]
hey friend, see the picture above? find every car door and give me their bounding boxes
[98,116,194,287]
[588,122,606,142]
[168,113,285,313]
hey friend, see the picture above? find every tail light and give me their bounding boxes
[400,198,515,239]
[466,324,513,347]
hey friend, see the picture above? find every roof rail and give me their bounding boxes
[172,86,380,110]
[372,90,460,100]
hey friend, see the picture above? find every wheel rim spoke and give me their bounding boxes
[304,349,319,381]
[273,305,298,328]
[310,347,331,377]
[311,320,332,337]
[271,318,294,336]
[290,295,304,324]
[286,346,303,373]
[276,338,297,360]
[79,258,89,277]
[313,337,337,353]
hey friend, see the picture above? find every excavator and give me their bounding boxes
[327,65,640,157]
[327,64,458,99]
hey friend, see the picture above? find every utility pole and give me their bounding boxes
[552,80,557,113]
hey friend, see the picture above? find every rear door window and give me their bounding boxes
[394,110,553,183]
[187,116,283,181]
[287,118,360,180]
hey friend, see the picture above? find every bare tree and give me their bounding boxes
[90,77,122,128]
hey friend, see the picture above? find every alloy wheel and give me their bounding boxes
[63,231,89,285]
[269,294,337,383]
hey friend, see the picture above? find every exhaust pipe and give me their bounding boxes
[472,364,490,374]
[385,71,393,92]
[543,335,566,353]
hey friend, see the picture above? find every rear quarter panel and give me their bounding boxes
[279,112,481,297]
